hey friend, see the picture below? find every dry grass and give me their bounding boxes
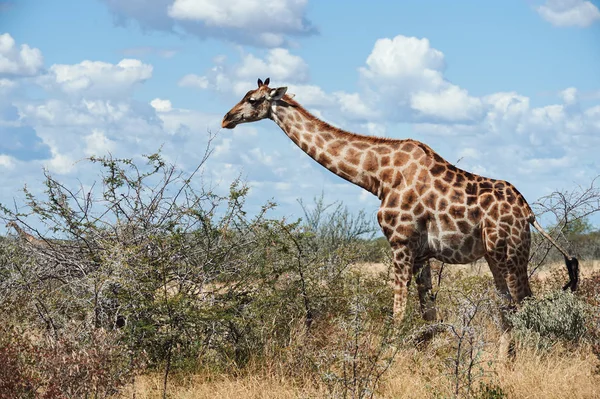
[119,343,599,399]
[119,373,328,399]
[356,258,600,282]
[118,259,600,399]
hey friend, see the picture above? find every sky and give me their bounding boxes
[1,0,599,235]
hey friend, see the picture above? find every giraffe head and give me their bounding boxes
[221,77,288,129]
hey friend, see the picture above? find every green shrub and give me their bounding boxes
[509,290,590,349]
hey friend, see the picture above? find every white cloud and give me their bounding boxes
[359,35,445,92]
[41,59,152,98]
[536,0,600,27]
[101,0,316,47]
[560,87,578,105]
[84,130,115,156]
[46,151,76,175]
[236,48,309,82]
[410,85,483,121]
[0,33,44,76]
[0,154,15,169]
[178,74,209,89]
[150,98,173,112]
[186,48,310,97]
[334,92,379,120]
[357,35,482,123]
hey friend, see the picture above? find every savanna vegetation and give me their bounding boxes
[1,142,599,398]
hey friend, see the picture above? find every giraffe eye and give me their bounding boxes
[248,97,257,104]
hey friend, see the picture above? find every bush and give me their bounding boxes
[509,290,590,350]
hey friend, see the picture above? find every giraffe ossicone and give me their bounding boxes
[221,77,579,324]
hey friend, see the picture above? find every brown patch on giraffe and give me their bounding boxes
[479,180,493,193]
[455,172,466,186]
[338,162,357,177]
[416,182,428,196]
[380,168,394,182]
[321,133,334,141]
[500,202,511,215]
[315,135,325,148]
[506,187,516,204]
[466,195,478,206]
[402,142,415,152]
[488,203,499,220]
[512,206,523,219]
[381,155,391,166]
[456,220,471,234]
[328,140,346,157]
[451,189,465,203]
[416,168,429,184]
[393,151,410,167]
[441,248,454,259]
[382,225,393,237]
[403,162,419,182]
[300,141,309,151]
[468,208,482,223]
[374,145,392,154]
[307,146,317,158]
[346,147,361,165]
[383,210,399,225]
[466,182,478,196]
[449,205,466,219]
[437,197,449,212]
[352,142,370,150]
[500,214,515,226]
[413,203,425,216]
[399,214,413,222]
[423,192,437,209]
[385,191,400,208]
[393,224,414,239]
[430,163,445,176]
[319,152,333,165]
[401,189,418,211]
[392,171,404,187]
[305,121,316,131]
[494,189,505,201]
[480,194,494,209]
[363,151,379,172]
[443,170,456,184]
[464,236,475,253]
[433,179,450,195]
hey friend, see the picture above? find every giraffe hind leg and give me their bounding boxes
[414,261,436,322]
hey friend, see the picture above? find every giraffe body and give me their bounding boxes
[221,78,578,323]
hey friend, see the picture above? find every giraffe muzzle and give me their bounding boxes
[221,112,238,129]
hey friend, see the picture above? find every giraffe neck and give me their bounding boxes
[270,99,384,197]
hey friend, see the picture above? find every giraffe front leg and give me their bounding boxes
[391,245,414,322]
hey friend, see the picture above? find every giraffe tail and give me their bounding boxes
[530,218,579,292]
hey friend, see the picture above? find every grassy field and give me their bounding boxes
[117,259,600,399]
[119,344,599,398]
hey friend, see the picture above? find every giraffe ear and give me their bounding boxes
[264,77,270,86]
[257,78,264,87]
[268,86,287,101]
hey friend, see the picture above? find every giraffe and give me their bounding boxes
[7,221,49,247]
[220,78,579,325]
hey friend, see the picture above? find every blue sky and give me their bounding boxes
[1,0,599,233]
